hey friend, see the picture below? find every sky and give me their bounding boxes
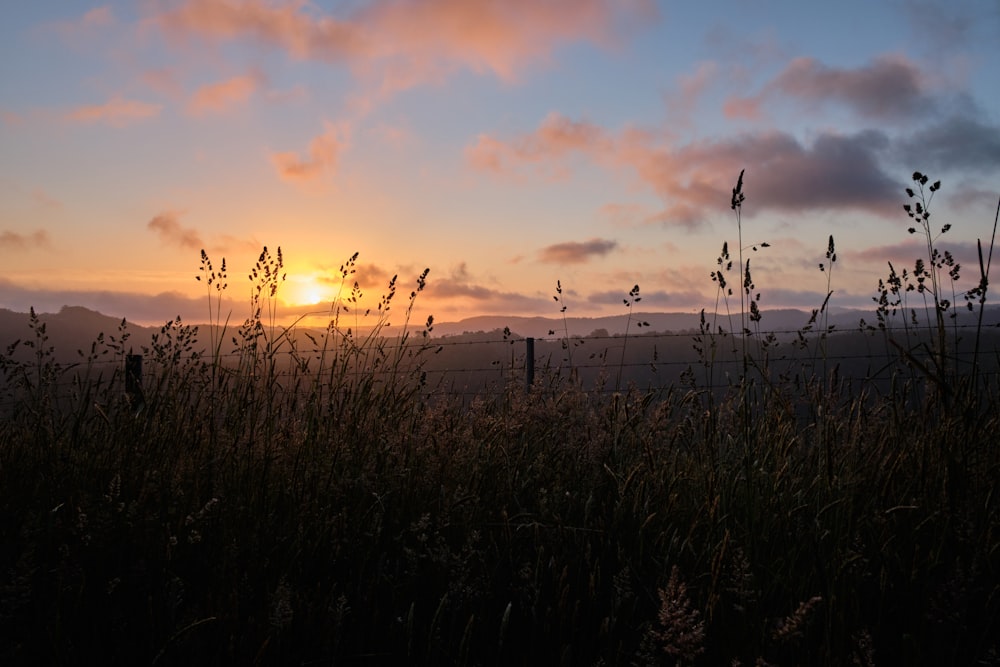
[1,0,999,329]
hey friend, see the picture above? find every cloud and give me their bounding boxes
[950,185,1000,213]
[726,131,899,214]
[426,278,548,315]
[147,212,204,250]
[896,115,1000,172]
[187,72,261,115]
[665,60,719,125]
[154,0,366,60]
[465,112,612,178]
[468,113,901,227]
[900,0,980,52]
[66,95,162,127]
[724,55,932,122]
[539,238,618,264]
[722,96,762,121]
[153,0,655,96]
[0,229,50,250]
[271,123,344,183]
[411,262,550,315]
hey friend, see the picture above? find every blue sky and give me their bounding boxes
[1,0,998,326]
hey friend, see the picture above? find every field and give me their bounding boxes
[2,174,999,665]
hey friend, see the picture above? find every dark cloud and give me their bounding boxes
[896,115,1000,172]
[899,0,983,52]
[147,212,204,250]
[849,239,980,268]
[747,131,899,214]
[422,265,550,315]
[470,113,902,228]
[0,229,50,250]
[770,56,931,120]
[632,129,899,223]
[538,238,618,264]
[427,278,549,316]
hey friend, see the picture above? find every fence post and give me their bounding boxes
[525,337,534,394]
[125,354,143,408]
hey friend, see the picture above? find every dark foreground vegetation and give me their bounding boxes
[2,173,999,665]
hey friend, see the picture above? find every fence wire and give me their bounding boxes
[2,321,999,412]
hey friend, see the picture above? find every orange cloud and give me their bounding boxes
[147,212,204,250]
[187,72,260,115]
[67,95,162,127]
[271,123,344,183]
[154,0,655,95]
[0,230,50,250]
[465,112,611,174]
[155,0,367,60]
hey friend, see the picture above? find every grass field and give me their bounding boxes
[2,173,999,665]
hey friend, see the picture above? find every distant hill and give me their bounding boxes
[3,304,1000,368]
[429,305,1000,339]
[0,306,158,362]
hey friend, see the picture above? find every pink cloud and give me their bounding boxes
[155,0,366,60]
[465,112,611,174]
[67,95,162,127]
[147,212,204,250]
[154,0,655,95]
[271,123,344,183]
[722,96,762,120]
[187,72,260,115]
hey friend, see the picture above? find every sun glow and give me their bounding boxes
[287,273,332,306]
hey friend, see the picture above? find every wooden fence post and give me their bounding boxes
[125,354,144,408]
[525,337,534,394]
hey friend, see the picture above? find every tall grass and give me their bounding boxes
[1,174,999,666]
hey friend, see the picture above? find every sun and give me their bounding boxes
[287,274,330,306]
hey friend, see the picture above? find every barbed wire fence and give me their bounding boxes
[2,321,999,413]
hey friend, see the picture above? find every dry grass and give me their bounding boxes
[2,175,1000,665]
